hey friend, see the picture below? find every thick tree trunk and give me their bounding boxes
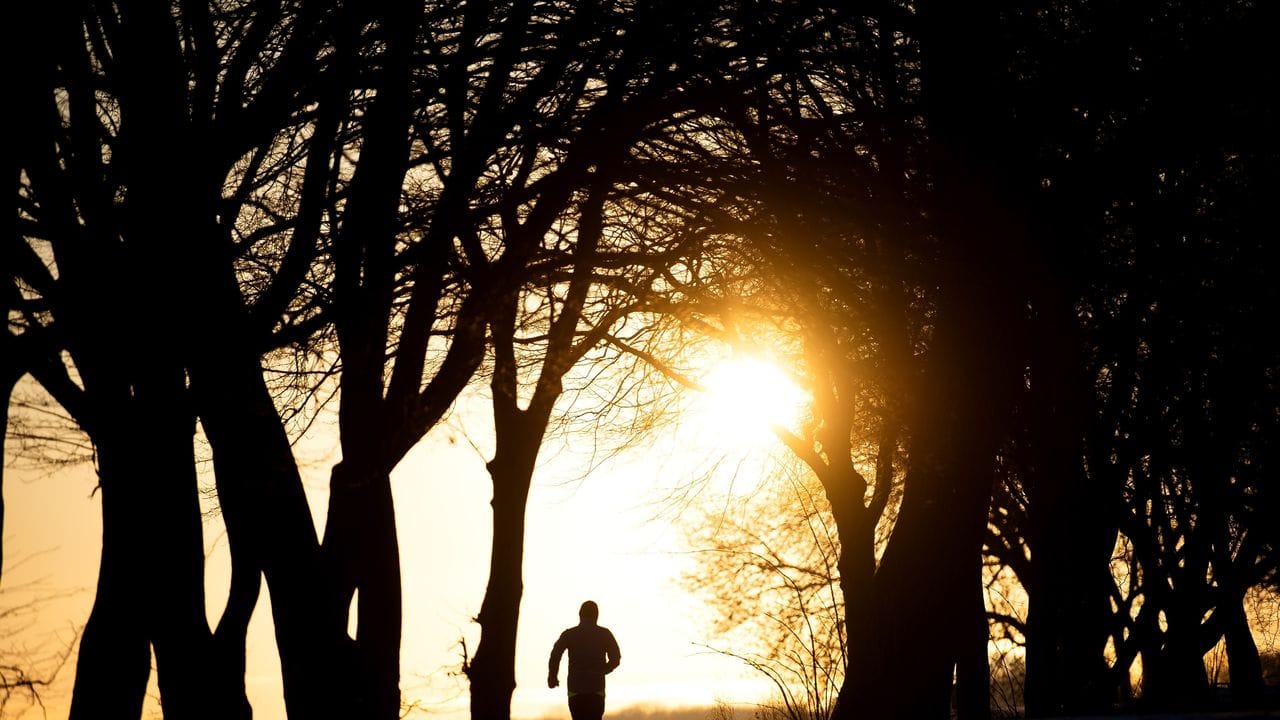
[858,404,1002,717]
[842,2,1029,715]
[1023,299,1118,717]
[321,6,419,714]
[69,425,152,720]
[191,351,350,718]
[955,573,992,720]
[835,532,877,698]
[832,283,1014,720]
[1141,597,1210,710]
[827,477,880,711]
[468,413,543,720]
[322,461,403,719]
[1222,590,1264,706]
[1024,551,1117,715]
[68,360,218,719]
[133,368,218,719]
[106,7,239,712]
[1143,642,1211,709]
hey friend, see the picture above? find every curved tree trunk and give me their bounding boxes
[834,1,1034,715]
[856,395,1004,718]
[1137,590,1210,710]
[191,347,350,718]
[211,537,261,720]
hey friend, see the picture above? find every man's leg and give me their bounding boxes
[568,693,605,720]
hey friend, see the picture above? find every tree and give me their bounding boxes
[13,3,380,716]
[684,463,849,720]
[457,5,748,710]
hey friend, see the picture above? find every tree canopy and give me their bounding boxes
[7,1,1278,719]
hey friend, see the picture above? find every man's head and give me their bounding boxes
[579,600,599,624]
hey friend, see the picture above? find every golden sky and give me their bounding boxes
[3,359,807,719]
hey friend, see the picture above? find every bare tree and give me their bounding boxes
[684,464,847,720]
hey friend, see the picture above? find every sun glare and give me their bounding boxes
[698,356,808,442]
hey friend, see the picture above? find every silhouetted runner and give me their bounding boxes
[548,600,621,720]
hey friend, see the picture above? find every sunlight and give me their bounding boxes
[698,356,808,443]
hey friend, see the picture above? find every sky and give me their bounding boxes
[1,358,807,719]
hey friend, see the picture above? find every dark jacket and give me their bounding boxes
[549,623,621,695]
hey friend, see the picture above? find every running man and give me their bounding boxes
[548,601,621,720]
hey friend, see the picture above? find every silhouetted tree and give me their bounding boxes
[13,3,381,716]
[684,465,848,720]
[965,2,1280,713]
[457,4,744,705]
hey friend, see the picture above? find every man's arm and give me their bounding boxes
[548,633,567,688]
[604,629,620,673]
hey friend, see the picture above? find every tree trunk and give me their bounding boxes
[468,412,544,720]
[1024,550,1117,715]
[955,573,992,720]
[105,6,242,711]
[828,476,881,711]
[69,424,152,720]
[321,5,419,713]
[858,408,1002,718]
[1141,599,1210,710]
[832,282,1014,720]
[322,461,403,719]
[133,367,219,719]
[841,1,1028,714]
[69,358,219,719]
[1143,645,1211,709]
[191,349,351,718]
[1222,590,1264,706]
[1023,297,1118,717]
[211,540,260,720]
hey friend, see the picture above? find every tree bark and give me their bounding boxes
[834,3,1032,715]
[190,346,350,718]
[956,573,992,720]
[211,535,260,720]
[1143,639,1211,710]
[322,5,421,715]
[1139,591,1210,710]
[856,379,1005,717]
[1222,590,1264,706]
[322,462,402,718]
[468,410,544,720]
[1023,295,1118,717]
[133,367,218,720]
[69,424,152,720]
[835,523,877,693]
[826,471,880,712]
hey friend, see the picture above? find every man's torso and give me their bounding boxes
[559,625,617,695]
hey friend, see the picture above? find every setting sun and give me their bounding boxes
[698,356,809,441]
